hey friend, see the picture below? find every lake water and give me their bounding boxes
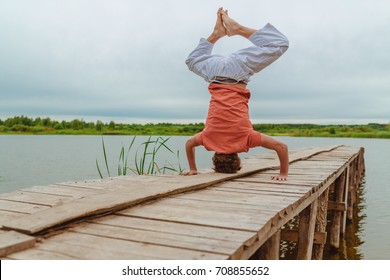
[0,135,389,259]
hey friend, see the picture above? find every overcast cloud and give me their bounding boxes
[0,0,389,124]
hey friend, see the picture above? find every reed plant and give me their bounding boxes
[96,136,183,178]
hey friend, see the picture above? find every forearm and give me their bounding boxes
[276,145,289,176]
[185,137,199,172]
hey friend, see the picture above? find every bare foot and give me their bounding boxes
[207,7,227,43]
[220,9,241,37]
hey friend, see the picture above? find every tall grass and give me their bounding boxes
[96,136,183,179]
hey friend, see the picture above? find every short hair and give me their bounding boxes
[212,153,242,174]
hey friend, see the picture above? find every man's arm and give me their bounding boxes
[182,135,201,175]
[259,134,289,180]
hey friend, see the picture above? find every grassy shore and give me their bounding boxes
[1,116,390,138]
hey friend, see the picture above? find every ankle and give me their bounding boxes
[207,32,222,44]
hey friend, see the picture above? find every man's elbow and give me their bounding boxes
[186,137,196,150]
[276,142,288,155]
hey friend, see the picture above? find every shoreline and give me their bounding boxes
[1,116,389,138]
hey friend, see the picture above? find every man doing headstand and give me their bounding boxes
[184,8,289,181]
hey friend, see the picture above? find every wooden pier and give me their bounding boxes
[0,145,365,260]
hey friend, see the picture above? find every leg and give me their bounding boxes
[260,134,289,180]
[207,8,227,44]
[220,9,257,38]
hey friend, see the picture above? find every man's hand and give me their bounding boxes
[181,170,200,176]
[271,174,287,181]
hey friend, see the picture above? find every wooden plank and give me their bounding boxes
[159,197,289,217]
[261,172,333,182]
[160,190,300,213]
[40,232,227,260]
[92,215,258,247]
[24,184,106,197]
[218,182,312,195]
[213,186,306,198]
[0,210,28,227]
[174,187,302,204]
[119,203,269,232]
[7,248,78,260]
[328,201,347,211]
[281,229,326,245]
[0,231,36,257]
[0,191,73,207]
[216,186,307,196]
[0,200,50,214]
[235,176,319,187]
[70,222,243,258]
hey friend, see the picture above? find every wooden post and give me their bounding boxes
[347,160,357,221]
[255,230,281,260]
[341,167,349,234]
[297,199,318,259]
[329,169,347,250]
[312,186,331,260]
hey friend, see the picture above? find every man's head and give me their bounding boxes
[212,153,242,173]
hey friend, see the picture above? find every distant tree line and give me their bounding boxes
[0,116,389,138]
[0,116,205,135]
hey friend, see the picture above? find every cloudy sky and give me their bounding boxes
[0,0,389,124]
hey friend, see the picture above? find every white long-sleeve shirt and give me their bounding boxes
[185,23,289,84]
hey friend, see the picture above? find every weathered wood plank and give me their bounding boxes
[39,232,227,260]
[235,176,319,187]
[213,187,306,198]
[172,187,302,203]
[328,201,347,211]
[0,231,36,257]
[0,210,28,227]
[71,222,243,258]
[24,184,106,197]
[7,248,78,260]
[92,215,258,247]
[217,182,312,195]
[281,229,326,245]
[119,203,269,232]
[0,191,73,207]
[0,200,50,214]
[160,196,290,217]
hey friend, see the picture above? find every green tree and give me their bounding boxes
[42,117,52,127]
[70,119,82,130]
[96,120,104,131]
